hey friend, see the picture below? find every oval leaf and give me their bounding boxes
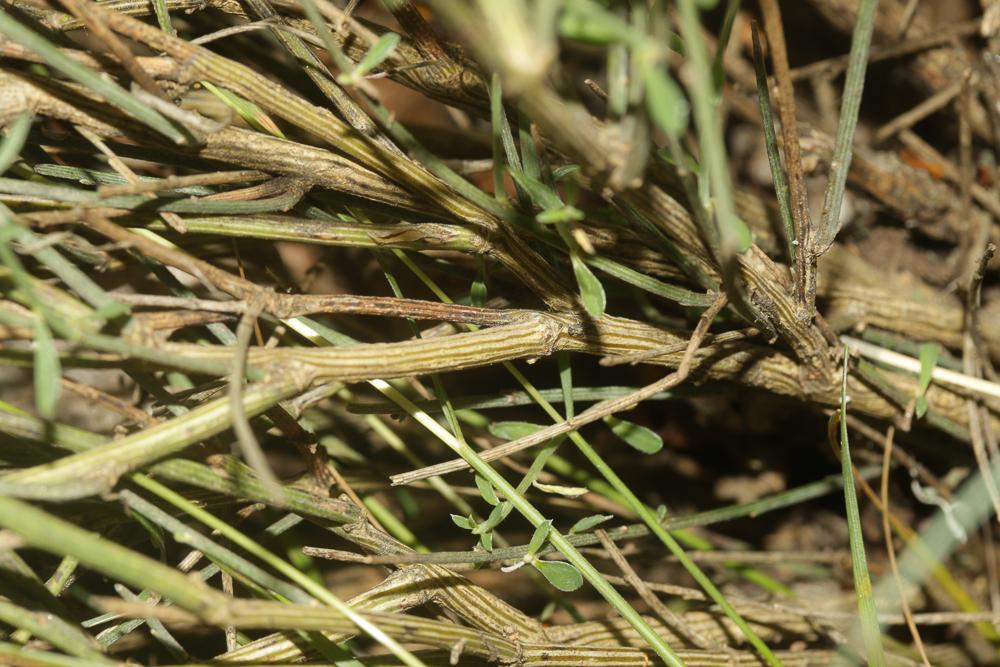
[489,421,544,440]
[644,66,689,139]
[569,514,613,534]
[527,519,552,556]
[604,415,662,454]
[534,560,584,592]
[536,206,585,224]
[450,514,473,530]
[475,474,499,506]
[479,529,494,552]
[571,254,606,318]
[479,502,513,533]
[471,277,487,307]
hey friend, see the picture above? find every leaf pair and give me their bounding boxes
[526,520,583,591]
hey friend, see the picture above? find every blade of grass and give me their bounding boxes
[129,474,429,667]
[712,0,742,91]
[816,0,880,253]
[675,0,752,265]
[0,599,111,663]
[751,22,796,266]
[149,0,175,35]
[838,345,886,665]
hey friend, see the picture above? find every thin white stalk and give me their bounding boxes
[842,336,1000,401]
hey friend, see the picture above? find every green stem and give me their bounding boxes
[131,474,429,667]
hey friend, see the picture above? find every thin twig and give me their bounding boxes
[229,298,284,502]
[880,426,932,667]
[873,80,962,143]
[594,528,717,650]
[759,0,813,307]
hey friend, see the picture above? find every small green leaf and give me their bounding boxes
[471,278,487,306]
[489,421,544,440]
[0,113,32,175]
[33,320,60,420]
[450,514,473,530]
[471,262,487,307]
[558,4,631,44]
[914,342,939,418]
[552,164,580,181]
[86,301,131,322]
[127,507,167,561]
[527,519,552,556]
[604,415,662,454]
[201,81,284,138]
[507,168,563,210]
[569,514,613,534]
[480,502,514,533]
[643,66,689,139]
[656,504,669,521]
[571,254,606,317]
[534,560,584,591]
[475,474,499,506]
[349,32,400,80]
[536,206,585,224]
[721,212,754,254]
[479,529,494,552]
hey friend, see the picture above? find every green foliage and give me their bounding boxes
[838,346,886,666]
[643,65,689,138]
[489,421,544,440]
[475,474,500,506]
[558,1,632,45]
[534,559,584,591]
[604,415,663,454]
[571,254,607,318]
[527,519,553,556]
[343,32,401,84]
[569,514,613,534]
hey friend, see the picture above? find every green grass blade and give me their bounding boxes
[675,0,752,263]
[0,113,31,175]
[839,345,886,665]
[751,22,796,265]
[816,0,879,252]
[131,474,429,667]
